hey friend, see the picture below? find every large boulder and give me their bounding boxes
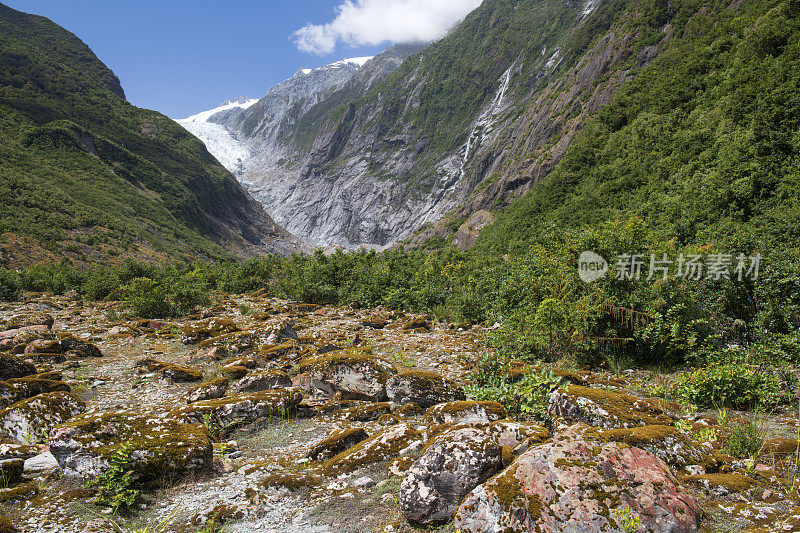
[321,423,422,476]
[235,370,292,393]
[0,392,85,444]
[454,426,701,533]
[423,401,506,426]
[297,350,397,401]
[0,377,71,408]
[181,317,239,344]
[184,377,229,404]
[385,371,465,408]
[49,411,212,481]
[401,427,503,526]
[169,389,303,427]
[548,385,674,429]
[0,355,35,382]
[307,427,369,461]
[598,425,721,472]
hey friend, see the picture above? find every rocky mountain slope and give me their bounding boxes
[0,3,303,266]
[180,0,692,248]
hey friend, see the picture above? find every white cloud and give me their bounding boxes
[293,0,483,55]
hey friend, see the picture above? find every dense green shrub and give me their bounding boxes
[123,277,171,318]
[0,268,21,301]
[672,363,782,409]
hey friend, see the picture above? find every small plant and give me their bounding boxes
[238,304,252,315]
[97,503,180,533]
[202,412,239,442]
[724,411,768,460]
[84,442,140,513]
[613,506,642,533]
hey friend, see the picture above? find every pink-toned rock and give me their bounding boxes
[454,426,700,533]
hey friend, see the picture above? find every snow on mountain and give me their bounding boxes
[298,56,374,76]
[176,97,258,173]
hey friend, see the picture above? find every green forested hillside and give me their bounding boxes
[476,0,800,256]
[0,3,294,266]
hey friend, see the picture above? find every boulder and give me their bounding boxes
[265,320,299,345]
[49,411,212,481]
[2,377,71,407]
[159,364,202,383]
[454,426,701,533]
[486,420,550,449]
[23,451,59,476]
[385,371,465,408]
[181,317,239,344]
[185,377,229,404]
[235,370,292,393]
[23,338,62,355]
[0,392,85,444]
[5,314,54,330]
[322,423,422,475]
[297,350,397,401]
[423,401,506,426]
[332,402,392,422]
[170,389,303,427]
[307,427,369,461]
[0,355,35,382]
[58,336,102,358]
[597,425,721,471]
[0,458,23,486]
[401,427,503,526]
[0,515,18,533]
[0,443,39,461]
[548,385,674,429]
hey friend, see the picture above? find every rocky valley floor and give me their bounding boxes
[1,292,799,532]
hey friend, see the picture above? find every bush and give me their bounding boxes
[123,277,171,318]
[672,363,781,409]
[465,357,563,420]
[0,269,21,301]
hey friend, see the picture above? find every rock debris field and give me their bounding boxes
[1,291,799,532]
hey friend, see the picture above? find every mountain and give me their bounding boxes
[181,0,690,248]
[0,3,303,267]
[179,45,425,246]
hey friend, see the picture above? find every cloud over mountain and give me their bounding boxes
[293,0,482,54]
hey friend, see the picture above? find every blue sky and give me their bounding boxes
[5,0,482,118]
[3,0,384,118]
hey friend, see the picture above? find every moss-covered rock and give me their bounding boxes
[486,421,549,449]
[234,369,292,393]
[332,402,392,422]
[262,470,324,491]
[159,364,202,383]
[548,385,674,429]
[0,514,18,532]
[0,443,38,461]
[58,335,102,358]
[0,391,85,444]
[181,317,239,344]
[401,427,503,526]
[307,427,369,461]
[169,388,303,427]
[2,377,71,407]
[386,370,465,408]
[423,401,506,426]
[221,365,248,380]
[23,338,62,355]
[297,349,397,401]
[49,411,213,481]
[0,355,35,382]
[0,482,37,503]
[0,458,23,486]
[454,426,701,532]
[598,425,721,472]
[185,377,229,404]
[321,423,422,476]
